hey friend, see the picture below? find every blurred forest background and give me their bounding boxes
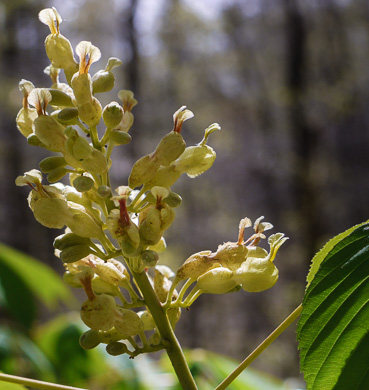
[1,0,369,388]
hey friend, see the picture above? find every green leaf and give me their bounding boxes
[0,379,28,390]
[0,243,74,309]
[305,220,368,287]
[297,222,369,390]
[0,260,36,328]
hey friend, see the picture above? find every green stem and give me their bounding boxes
[181,287,202,307]
[132,270,198,390]
[89,125,100,149]
[214,304,303,390]
[0,373,86,390]
[100,127,113,147]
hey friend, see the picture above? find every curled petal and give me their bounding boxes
[76,41,101,74]
[39,7,62,35]
[173,106,194,133]
[28,88,52,115]
[15,169,43,187]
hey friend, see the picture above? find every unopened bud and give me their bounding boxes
[49,89,75,107]
[114,308,144,338]
[141,250,159,267]
[137,310,155,331]
[79,330,101,350]
[47,167,68,183]
[56,107,79,123]
[27,133,47,148]
[82,149,108,174]
[80,294,117,331]
[153,132,186,166]
[60,245,94,263]
[128,155,160,189]
[39,156,67,173]
[54,232,92,250]
[197,267,238,294]
[78,98,102,127]
[71,73,92,106]
[163,191,182,207]
[34,115,67,152]
[106,341,129,356]
[109,130,132,145]
[176,251,214,280]
[73,176,94,192]
[97,185,112,198]
[92,57,122,94]
[103,102,124,128]
[33,197,70,229]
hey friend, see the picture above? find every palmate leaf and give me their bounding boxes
[297,221,369,390]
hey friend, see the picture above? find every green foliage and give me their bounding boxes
[0,243,74,311]
[0,380,28,390]
[297,222,369,390]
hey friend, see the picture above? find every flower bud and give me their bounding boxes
[153,268,175,303]
[60,245,94,263]
[97,185,112,198]
[32,197,70,229]
[82,149,108,174]
[141,250,159,267]
[197,267,238,294]
[106,342,129,356]
[237,258,279,293]
[54,232,92,250]
[144,165,181,190]
[79,330,101,350]
[163,191,182,208]
[49,89,75,107]
[109,130,132,145]
[78,98,102,127]
[80,294,117,331]
[39,156,67,173]
[95,261,126,286]
[47,167,69,183]
[103,102,124,128]
[91,276,120,296]
[27,134,46,148]
[67,202,103,238]
[92,57,122,94]
[138,206,162,246]
[173,144,216,178]
[214,242,248,271]
[45,35,78,80]
[73,176,94,192]
[114,308,144,338]
[34,115,67,152]
[71,73,92,106]
[153,131,186,166]
[72,136,93,160]
[137,310,155,331]
[63,271,83,288]
[173,123,220,178]
[176,251,215,280]
[128,155,160,189]
[56,107,79,123]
